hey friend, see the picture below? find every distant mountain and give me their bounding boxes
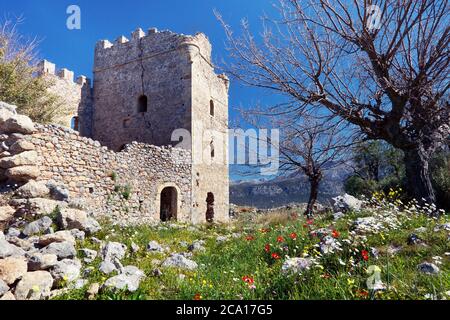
[230,164,352,209]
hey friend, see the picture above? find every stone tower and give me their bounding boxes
[92,28,229,223]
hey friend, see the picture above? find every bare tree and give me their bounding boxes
[277,115,353,216]
[216,0,450,205]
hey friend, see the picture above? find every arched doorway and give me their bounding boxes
[160,187,177,221]
[206,192,215,223]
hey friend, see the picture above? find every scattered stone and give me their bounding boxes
[281,258,314,274]
[216,235,228,243]
[27,253,58,271]
[22,216,53,237]
[23,198,67,216]
[38,230,76,246]
[40,241,76,260]
[0,236,26,258]
[101,242,127,262]
[80,248,97,263]
[434,223,450,232]
[417,262,440,275]
[3,114,35,135]
[83,267,95,278]
[50,259,82,285]
[90,237,102,245]
[99,260,118,275]
[147,240,164,252]
[14,180,50,199]
[387,245,402,256]
[46,181,70,201]
[0,151,38,169]
[332,194,363,213]
[102,266,145,292]
[6,227,20,238]
[0,257,27,285]
[162,253,198,270]
[188,240,206,252]
[0,206,15,227]
[14,271,53,300]
[57,208,100,234]
[68,279,87,290]
[69,229,85,241]
[131,242,140,253]
[0,279,10,296]
[86,283,99,300]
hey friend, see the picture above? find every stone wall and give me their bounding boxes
[92,29,193,151]
[0,104,192,225]
[37,60,93,137]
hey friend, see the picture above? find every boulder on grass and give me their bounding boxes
[14,271,53,300]
[332,193,363,213]
[14,180,50,199]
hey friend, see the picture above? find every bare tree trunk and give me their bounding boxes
[305,176,320,217]
[404,148,436,205]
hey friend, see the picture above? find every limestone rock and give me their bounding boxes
[86,283,99,300]
[162,253,198,270]
[332,194,363,213]
[147,240,164,252]
[22,216,53,237]
[0,291,15,300]
[417,262,440,275]
[0,151,38,169]
[5,165,40,182]
[99,260,119,274]
[3,114,35,135]
[188,240,206,252]
[101,242,127,262]
[0,279,9,296]
[14,180,50,199]
[0,205,15,228]
[102,266,145,292]
[14,271,54,300]
[25,198,67,216]
[38,231,76,246]
[9,140,35,153]
[50,259,82,286]
[27,253,58,271]
[0,235,25,258]
[46,181,70,201]
[40,241,76,260]
[0,257,28,285]
[80,248,97,263]
[57,208,101,234]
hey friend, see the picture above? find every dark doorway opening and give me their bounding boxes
[206,192,215,223]
[160,187,177,221]
[138,95,148,113]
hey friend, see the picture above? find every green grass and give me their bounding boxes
[54,204,450,300]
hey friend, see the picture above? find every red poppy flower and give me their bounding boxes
[306,219,314,225]
[245,235,255,241]
[193,293,202,300]
[289,232,298,240]
[332,230,340,238]
[276,236,285,243]
[361,250,369,261]
[271,253,281,260]
[264,244,271,253]
[242,276,254,285]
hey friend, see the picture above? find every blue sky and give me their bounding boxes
[2,0,282,180]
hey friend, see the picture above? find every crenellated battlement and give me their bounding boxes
[94,27,212,71]
[38,60,91,86]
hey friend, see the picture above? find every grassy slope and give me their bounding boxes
[55,203,449,300]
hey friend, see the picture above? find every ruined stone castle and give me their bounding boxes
[1,28,229,225]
